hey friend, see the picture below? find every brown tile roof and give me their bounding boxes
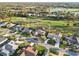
[23,45,36,56]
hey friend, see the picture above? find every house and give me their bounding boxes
[27,12,36,16]
[0,22,7,27]
[0,36,8,47]
[0,36,9,56]
[47,33,62,48]
[22,45,37,56]
[39,12,49,17]
[47,33,54,39]
[26,37,40,44]
[54,33,62,40]
[7,23,16,28]
[47,33,62,40]
[34,29,46,36]
[15,34,26,41]
[22,28,31,34]
[10,25,23,31]
[15,25,24,31]
[10,24,33,35]
[64,35,78,45]
[0,40,18,56]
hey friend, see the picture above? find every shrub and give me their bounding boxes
[49,48,59,55]
[7,36,16,41]
[21,33,30,37]
[40,36,46,43]
[19,42,30,49]
[34,45,47,56]
[47,39,56,45]
[11,48,22,56]
[60,40,68,49]
[63,54,70,56]
[18,39,25,41]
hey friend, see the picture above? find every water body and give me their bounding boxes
[65,50,79,56]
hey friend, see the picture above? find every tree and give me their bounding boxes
[66,12,78,27]
[34,45,47,56]
[45,31,49,39]
[0,8,8,20]
[49,48,59,55]
[7,36,16,41]
[6,11,13,23]
[47,39,56,45]
[63,54,70,56]
[19,42,30,49]
[60,40,68,49]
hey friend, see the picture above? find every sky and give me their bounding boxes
[0,0,79,2]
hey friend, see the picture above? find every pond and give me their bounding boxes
[65,50,79,56]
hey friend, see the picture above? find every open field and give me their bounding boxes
[0,17,67,26]
[0,17,79,35]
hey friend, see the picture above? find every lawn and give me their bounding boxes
[0,17,66,26]
[0,16,79,36]
[41,20,66,27]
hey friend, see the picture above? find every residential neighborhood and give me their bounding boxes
[0,2,79,56]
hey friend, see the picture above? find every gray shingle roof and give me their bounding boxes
[0,36,7,44]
